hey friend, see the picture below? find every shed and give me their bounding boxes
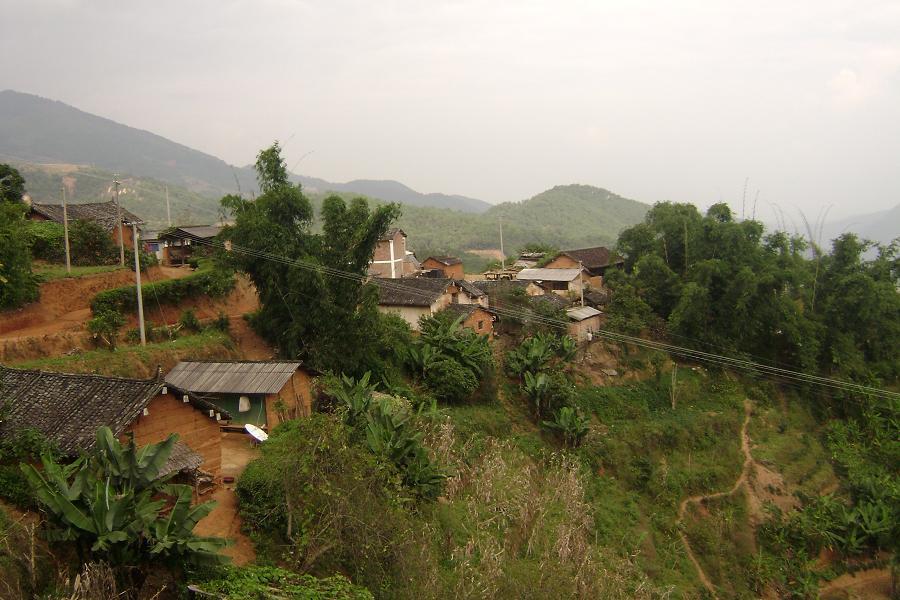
[565,306,603,342]
[164,360,316,429]
[0,366,225,478]
[443,303,496,336]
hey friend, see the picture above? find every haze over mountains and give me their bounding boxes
[1,89,895,254]
[0,90,490,213]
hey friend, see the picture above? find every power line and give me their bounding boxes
[169,233,899,401]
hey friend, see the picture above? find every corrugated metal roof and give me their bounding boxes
[165,361,302,395]
[566,306,602,321]
[517,268,584,282]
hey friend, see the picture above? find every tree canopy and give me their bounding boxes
[221,143,401,374]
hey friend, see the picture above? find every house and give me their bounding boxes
[164,360,317,431]
[372,277,483,330]
[369,228,419,278]
[470,279,545,299]
[422,256,464,279]
[27,200,143,250]
[443,303,495,336]
[516,267,589,297]
[543,247,623,287]
[566,305,603,342]
[158,225,223,266]
[0,366,226,479]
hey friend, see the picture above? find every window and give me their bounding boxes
[477,320,484,330]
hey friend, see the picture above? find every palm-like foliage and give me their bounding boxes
[21,427,229,566]
[542,407,590,448]
[327,372,376,425]
[522,371,551,418]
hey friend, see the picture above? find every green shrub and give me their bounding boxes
[91,267,235,316]
[125,246,159,271]
[0,203,39,309]
[25,220,65,262]
[69,219,118,265]
[235,415,417,592]
[0,428,59,508]
[542,406,590,447]
[424,357,478,403]
[179,308,201,332]
[87,309,125,349]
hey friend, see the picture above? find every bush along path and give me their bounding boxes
[676,398,753,599]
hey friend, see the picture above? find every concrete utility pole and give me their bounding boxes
[165,185,171,227]
[499,218,505,270]
[113,177,125,267]
[61,185,71,275]
[131,222,146,346]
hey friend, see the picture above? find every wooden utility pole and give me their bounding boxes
[61,185,71,275]
[113,177,125,267]
[131,222,146,346]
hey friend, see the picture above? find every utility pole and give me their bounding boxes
[165,185,171,227]
[131,222,146,346]
[579,260,585,306]
[499,218,505,270]
[113,177,125,267]
[61,185,71,275]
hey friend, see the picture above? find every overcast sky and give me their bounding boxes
[3,0,900,219]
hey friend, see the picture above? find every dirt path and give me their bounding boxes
[820,568,894,599]
[676,399,753,599]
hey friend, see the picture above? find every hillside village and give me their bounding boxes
[1,150,898,600]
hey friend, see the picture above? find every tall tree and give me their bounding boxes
[221,143,400,374]
[0,165,37,309]
[0,164,26,204]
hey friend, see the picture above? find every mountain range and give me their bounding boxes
[0,90,490,213]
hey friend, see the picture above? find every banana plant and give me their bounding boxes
[21,426,230,566]
[506,335,555,378]
[327,371,375,425]
[542,406,590,447]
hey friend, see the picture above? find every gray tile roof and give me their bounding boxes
[158,225,223,241]
[558,247,622,270]
[566,306,603,321]
[31,201,144,230]
[0,366,162,454]
[372,277,452,307]
[165,361,303,395]
[159,441,204,477]
[425,256,462,266]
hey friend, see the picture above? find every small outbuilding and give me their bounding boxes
[443,303,496,336]
[164,360,317,430]
[566,305,603,342]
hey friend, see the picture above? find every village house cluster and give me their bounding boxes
[6,196,621,498]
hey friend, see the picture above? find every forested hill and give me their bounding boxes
[0,90,490,212]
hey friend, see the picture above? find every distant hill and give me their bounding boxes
[0,90,490,212]
[821,204,900,247]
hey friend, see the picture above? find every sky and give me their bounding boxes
[3,0,900,220]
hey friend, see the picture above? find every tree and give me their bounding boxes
[221,142,401,375]
[0,164,26,204]
[0,201,38,309]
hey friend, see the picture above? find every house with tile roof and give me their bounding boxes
[368,228,420,278]
[157,225,224,266]
[544,246,623,279]
[422,255,464,279]
[0,365,227,479]
[28,200,144,251]
[371,277,484,331]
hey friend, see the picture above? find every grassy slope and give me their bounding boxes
[13,330,237,378]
